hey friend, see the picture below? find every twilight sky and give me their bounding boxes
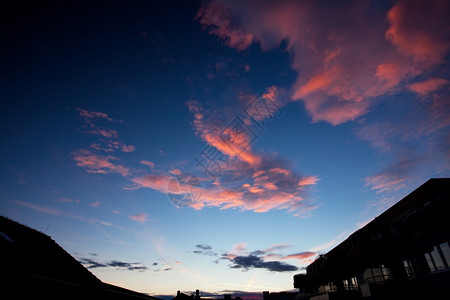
[1,0,449,296]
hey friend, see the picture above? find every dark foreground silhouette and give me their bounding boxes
[0,215,160,300]
[294,178,450,300]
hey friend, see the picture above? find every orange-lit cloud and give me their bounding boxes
[408,78,450,96]
[197,0,450,126]
[164,99,319,215]
[385,0,450,65]
[186,100,262,166]
[283,252,317,262]
[72,149,130,177]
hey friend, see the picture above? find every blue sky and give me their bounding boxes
[1,0,449,296]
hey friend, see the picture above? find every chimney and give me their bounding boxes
[196,289,200,300]
[177,291,181,296]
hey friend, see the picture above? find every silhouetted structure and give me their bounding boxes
[293,178,450,300]
[0,216,161,300]
[263,290,299,300]
[173,290,243,300]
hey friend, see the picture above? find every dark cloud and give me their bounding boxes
[154,267,172,272]
[78,257,107,269]
[196,244,212,250]
[193,244,217,256]
[78,257,148,272]
[229,254,298,272]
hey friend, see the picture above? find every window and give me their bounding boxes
[424,241,450,273]
[363,265,393,284]
[350,277,359,289]
[402,259,415,280]
[318,282,337,294]
[440,242,450,266]
[343,277,359,290]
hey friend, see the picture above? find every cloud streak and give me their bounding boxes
[78,257,148,272]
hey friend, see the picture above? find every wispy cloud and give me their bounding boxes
[89,201,101,208]
[72,149,130,177]
[129,213,148,224]
[9,200,123,229]
[58,197,80,204]
[10,200,62,216]
[140,159,155,169]
[78,257,148,272]
[77,108,114,122]
[74,108,135,171]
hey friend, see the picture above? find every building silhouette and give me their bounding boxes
[293,178,450,299]
[263,290,299,300]
[173,290,244,300]
[0,215,161,300]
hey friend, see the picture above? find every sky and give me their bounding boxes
[1,0,449,297]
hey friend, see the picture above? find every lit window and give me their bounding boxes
[363,265,393,284]
[343,279,349,290]
[402,259,415,280]
[424,241,450,273]
[351,277,358,289]
[343,277,358,290]
[425,242,450,272]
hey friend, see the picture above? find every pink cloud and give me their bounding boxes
[72,149,130,177]
[364,174,406,194]
[196,1,253,51]
[132,174,173,193]
[77,108,114,121]
[140,159,155,168]
[263,244,291,253]
[129,213,148,224]
[89,201,101,207]
[128,100,320,215]
[196,0,450,125]
[121,144,136,152]
[283,252,317,261]
[233,242,247,252]
[298,176,319,186]
[408,78,450,96]
[170,169,182,175]
[385,0,450,65]
[186,100,262,166]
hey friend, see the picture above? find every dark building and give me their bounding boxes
[263,290,299,300]
[173,290,243,300]
[0,216,161,300]
[293,178,450,300]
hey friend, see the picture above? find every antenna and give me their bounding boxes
[44,225,49,233]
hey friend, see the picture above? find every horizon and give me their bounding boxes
[1,0,449,296]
